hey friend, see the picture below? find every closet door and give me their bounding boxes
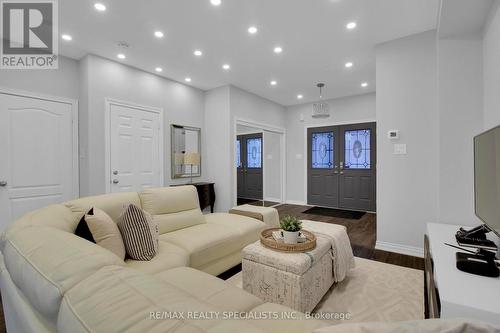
[0,93,77,230]
[237,133,263,200]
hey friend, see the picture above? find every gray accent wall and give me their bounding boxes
[0,56,79,99]
[484,1,500,130]
[438,39,484,226]
[204,86,231,212]
[376,31,439,255]
[79,55,206,196]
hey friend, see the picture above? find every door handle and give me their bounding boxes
[0,181,7,187]
[113,170,118,175]
[112,179,119,184]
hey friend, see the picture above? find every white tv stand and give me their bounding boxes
[425,223,500,325]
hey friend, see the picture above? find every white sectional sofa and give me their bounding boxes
[0,186,327,332]
[3,185,490,333]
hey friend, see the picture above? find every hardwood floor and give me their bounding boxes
[0,305,4,333]
[275,204,424,270]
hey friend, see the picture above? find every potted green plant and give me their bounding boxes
[280,215,302,244]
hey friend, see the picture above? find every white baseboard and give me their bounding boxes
[375,241,424,258]
[285,200,309,206]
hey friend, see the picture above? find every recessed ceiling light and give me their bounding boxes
[248,26,258,34]
[222,64,230,70]
[346,22,357,30]
[154,31,164,38]
[117,53,126,60]
[94,3,106,11]
[270,80,277,86]
[273,46,283,54]
[193,50,203,56]
[361,82,368,87]
[155,67,163,72]
[210,0,222,6]
[345,62,353,68]
[185,77,192,82]
[297,94,303,99]
[61,34,72,41]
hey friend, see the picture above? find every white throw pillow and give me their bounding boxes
[84,207,126,260]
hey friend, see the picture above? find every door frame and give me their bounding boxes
[233,117,286,206]
[104,98,164,193]
[304,119,376,210]
[0,86,79,199]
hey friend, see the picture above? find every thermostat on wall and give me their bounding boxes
[387,130,399,140]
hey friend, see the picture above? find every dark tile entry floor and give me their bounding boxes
[236,198,279,207]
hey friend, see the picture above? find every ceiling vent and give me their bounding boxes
[312,83,330,118]
[117,41,130,48]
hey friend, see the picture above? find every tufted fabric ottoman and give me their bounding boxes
[241,235,334,313]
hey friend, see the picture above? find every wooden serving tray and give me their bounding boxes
[260,228,317,252]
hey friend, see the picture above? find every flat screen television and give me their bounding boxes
[474,124,500,237]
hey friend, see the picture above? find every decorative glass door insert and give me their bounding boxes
[344,129,371,169]
[311,132,334,169]
[247,138,262,168]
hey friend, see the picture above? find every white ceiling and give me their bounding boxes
[59,0,439,106]
[438,0,493,39]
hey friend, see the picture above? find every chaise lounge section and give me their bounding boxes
[0,186,328,332]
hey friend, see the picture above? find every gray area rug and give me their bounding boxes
[227,257,424,324]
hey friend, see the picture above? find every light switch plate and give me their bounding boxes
[394,144,407,155]
[296,153,303,159]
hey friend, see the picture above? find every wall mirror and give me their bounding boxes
[171,124,201,179]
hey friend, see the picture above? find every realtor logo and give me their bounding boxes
[1,0,58,69]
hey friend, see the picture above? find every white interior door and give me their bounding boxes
[0,92,77,230]
[109,101,162,193]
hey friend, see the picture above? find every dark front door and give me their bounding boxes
[307,126,340,208]
[307,122,376,212]
[237,133,263,200]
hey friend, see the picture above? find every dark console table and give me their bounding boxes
[171,182,215,213]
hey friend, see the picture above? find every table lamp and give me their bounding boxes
[184,152,200,184]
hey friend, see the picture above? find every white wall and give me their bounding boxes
[230,86,287,128]
[285,93,376,204]
[438,39,484,226]
[483,1,500,130]
[263,131,282,202]
[376,31,439,256]
[0,56,79,100]
[204,86,231,212]
[79,55,206,196]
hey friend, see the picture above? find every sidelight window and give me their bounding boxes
[236,139,241,167]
